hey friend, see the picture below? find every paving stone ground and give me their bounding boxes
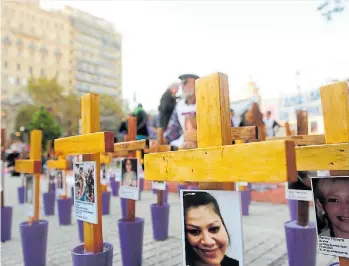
[1,175,339,266]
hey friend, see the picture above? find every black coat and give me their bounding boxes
[159,89,177,129]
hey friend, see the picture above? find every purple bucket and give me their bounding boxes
[102,191,111,215]
[139,178,144,191]
[72,242,113,266]
[151,203,169,241]
[20,220,48,266]
[43,192,55,216]
[288,199,298,221]
[285,220,317,266]
[18,186,25,204]
[120,198,128,219]
[118,217,144,266]
[58,198,72,225]
[110,179,119,197]
[1,206,13,242]
[49,183,56,193]
[241,190,250,216]
[77,220,84,242]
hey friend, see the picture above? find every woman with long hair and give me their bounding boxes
[122,159,137,187]
[183,191,239,266]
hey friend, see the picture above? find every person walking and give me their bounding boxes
[159,82,179,130]
[264,110,281,137]
[133,103,149,140]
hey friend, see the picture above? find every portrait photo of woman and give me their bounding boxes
[121,158,138,187]
[312,176,349,240]
[181,190,243,266]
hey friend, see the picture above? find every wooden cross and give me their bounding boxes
[15,130,43,221]
[144,72,297,192]
[100,153,112,192]
[54,93,114,253]
[47,154,70,197]
[1,128,6,207]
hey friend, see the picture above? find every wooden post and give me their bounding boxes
[47,155,70,198]
[15,130,43,221]
[1,128,6,207]
[54,93,114,253]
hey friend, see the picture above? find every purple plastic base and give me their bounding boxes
[58,198,72,225]
[285,220,317,266]
[77,220,84,242]
[118,217,144,266]
[102,191,111,215]
[151,203,169,241]
[241,190,250,216]
[120,198,128,219]
[49,183,56,193]
[20,220,48,266]
[43,192,55,216]
[1,206,13,242]
[139,178,144,191]
[72,242,113,266]
[110,179,119,197]
[288,199,298,221]
[18,186,25,204]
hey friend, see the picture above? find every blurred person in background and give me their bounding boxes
[117,114,130,142]
[264,110,281,137]
[230,109,240,127]
[133,103,149,140]
[159,81,179,130]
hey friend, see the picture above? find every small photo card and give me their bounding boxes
[286,171,313,201]
[73,161,98,224]
[119,158,139,200]
[311,176,349,258]
[113,158,123,181]
[48,169,56,184]
[56,170,65,198]
[180,190,244,266]
[152,181,166,191]
[24,174,35,217]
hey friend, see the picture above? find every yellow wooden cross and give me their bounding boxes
[15,130,43,221]
[1,128,6,207]
[145,72,297,191]
[47,155,70,197]
[54,93,114,253]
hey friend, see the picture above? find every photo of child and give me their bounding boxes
[121,158,138,187]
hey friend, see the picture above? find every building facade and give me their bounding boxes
[1,1,72,134]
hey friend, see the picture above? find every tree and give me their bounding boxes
[28,107,62,151]
[15,105,40,131]
[99,94,124,131]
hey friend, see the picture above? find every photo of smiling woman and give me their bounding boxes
[181,190,243,266]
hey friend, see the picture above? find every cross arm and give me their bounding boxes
[266,134,325,145]
[47,159,70,170]
[100,154,112,165]
[113,140,146,152]
[144,145,171,153]
[54,132,114,156]
[296,143,349,171]
[144,140,297,183]
[184,126,258,142]
[15,159,42,174]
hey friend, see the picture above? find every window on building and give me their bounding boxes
[29,66,33,75]
[17,64,20,71]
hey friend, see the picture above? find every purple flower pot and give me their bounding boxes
[118,217,144,266]
[72,242,113,266]
[43,192,55,216]
[57,198,72,225]
[18,186,25,204]
[49,183,56,193]
[77,220,84,243]
[151,203,169,241]
[285,220,317,266]
[139,178,144,191]
[241,190,250,216]
[110,179,119,197]
[102,191,111,215]
[288,199,298,221]
[1,206,13,242]
[20,220,48,266]
[152,188,157,194]
[120,198,128,219]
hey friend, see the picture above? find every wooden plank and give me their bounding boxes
[320,81,349,144]
[100,154,112,165]
[144,140,297,183]
[184,126,258,142]
[30,130,42,221]
[15,160,42,174]
[296,143,349,170]
[113,151,129,157]
[54,132,114,155]
[144,145,171,153]
[266,134,325,145]
[114,140,146,152]
[47,159,69,170]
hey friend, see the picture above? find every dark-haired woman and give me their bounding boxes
[183,191,239,266]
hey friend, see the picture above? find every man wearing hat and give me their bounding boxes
[164,74,199,148]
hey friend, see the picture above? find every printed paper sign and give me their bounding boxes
[152,181,166,191]
[56,170,65,198]
[25,174,35,217]
[311,176,349,258]
[119,158,139,200]
[74,161,98,224]
[286,171,313,201]
[180,190,244,266]
[113,158,123,181]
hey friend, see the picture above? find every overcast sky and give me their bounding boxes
[41,0,349,111]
